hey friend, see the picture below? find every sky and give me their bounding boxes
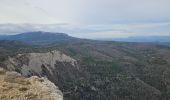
[0,0,170,39]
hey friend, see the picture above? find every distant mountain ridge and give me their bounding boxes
[112,36,170,43]
[1,31,170,46]
[0,31,76,45]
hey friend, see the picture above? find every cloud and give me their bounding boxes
[0,22,169,38]
[71,30,136,39]
[0,0,170,38]
[0,0,170,25]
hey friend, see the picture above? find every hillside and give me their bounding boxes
[0,40,170,100]
[0,33,170,100]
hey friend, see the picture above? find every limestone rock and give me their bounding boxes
[4,50,78,76]
[0,69,63,100]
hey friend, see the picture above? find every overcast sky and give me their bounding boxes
[0,0,170,38]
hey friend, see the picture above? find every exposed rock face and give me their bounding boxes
[2,50,80,100]
[0,68,63,100]
[4,50,77,76]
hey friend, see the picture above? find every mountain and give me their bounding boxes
[0,31,76,45]
[2,31,170,44]
[1,32,170,100]
[1,40,170,100]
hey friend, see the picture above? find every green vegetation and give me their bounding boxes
[1,40,170,100]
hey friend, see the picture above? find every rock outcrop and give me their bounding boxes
[4,50,77,76]
[1,50,80,100]
[0,68,63,100]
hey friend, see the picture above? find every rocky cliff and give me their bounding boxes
[4,50,77,76]
[0,68,63,100]
[2,50,80,100]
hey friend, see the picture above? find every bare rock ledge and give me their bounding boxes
[0,68,63,100]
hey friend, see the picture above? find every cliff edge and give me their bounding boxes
[0,68,63,100]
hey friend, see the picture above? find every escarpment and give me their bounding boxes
[4,50,78,76]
